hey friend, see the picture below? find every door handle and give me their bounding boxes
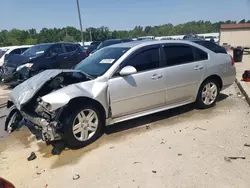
[194,65,204,70]
[151,74,162,80]
[64,57,67,59]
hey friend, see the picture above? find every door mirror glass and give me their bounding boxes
[119,66,137,76]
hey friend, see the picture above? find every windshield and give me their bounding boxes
[22,44,50,57]
[74,47,129,78]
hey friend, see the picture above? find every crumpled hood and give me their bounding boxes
[10,69,83,110]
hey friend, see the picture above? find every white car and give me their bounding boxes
[204,36,219,43]
[0,45,33,67]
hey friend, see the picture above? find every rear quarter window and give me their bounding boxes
[163,45,195,66]
[193,47,208,61]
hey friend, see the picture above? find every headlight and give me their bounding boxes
[16,63,33,71]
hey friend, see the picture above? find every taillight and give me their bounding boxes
[230,55,235,66]
[83,51,88,56]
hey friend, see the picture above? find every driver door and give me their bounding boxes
[108,45,166,118]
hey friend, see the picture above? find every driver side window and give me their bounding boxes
[123,48,160,72]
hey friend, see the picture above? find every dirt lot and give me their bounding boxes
[1,83,250,188]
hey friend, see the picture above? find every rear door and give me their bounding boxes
[63,44,79,68]
[162,44,207,105]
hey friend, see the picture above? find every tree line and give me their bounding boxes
[0,19,249,47]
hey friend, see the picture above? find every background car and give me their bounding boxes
[81,45,98,56]
[183,34,204,40]
[90,38,133,54]
[1,42,87,85]
[90,41,102,46]
[0,45,32,67]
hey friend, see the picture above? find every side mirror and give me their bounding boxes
[119,66,137,76]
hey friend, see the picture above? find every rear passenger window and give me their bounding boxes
[193,47,208,61]
[9,49,22,55]
[51,44,64,54]
[125,48,160,72]
[65,45,77,52]
[164,45,194,66]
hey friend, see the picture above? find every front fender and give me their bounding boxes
[41,81,109,116]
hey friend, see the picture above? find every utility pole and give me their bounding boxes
[89,28,92,41]
[76,0,84,45]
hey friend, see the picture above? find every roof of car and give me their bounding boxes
[37,42,78,46]
[110,39,202,48]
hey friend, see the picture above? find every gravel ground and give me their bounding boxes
[0,83,250,188]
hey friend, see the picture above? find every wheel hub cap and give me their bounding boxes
[202,82,218,105]
[72,109,98,142]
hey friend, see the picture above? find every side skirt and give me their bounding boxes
[105,100,194,126]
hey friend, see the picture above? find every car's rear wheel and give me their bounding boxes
[196,79,219,109]
[62,104,103,149]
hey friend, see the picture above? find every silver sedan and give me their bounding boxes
[6,40,236,149]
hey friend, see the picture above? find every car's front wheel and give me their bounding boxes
[62,104,104,149]
[196,79,220,109]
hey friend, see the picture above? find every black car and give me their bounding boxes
[90,41,102,46]
[2,42,87,85]
[90,38,133,54]
[188,39,227,54]
[80,45,98,56]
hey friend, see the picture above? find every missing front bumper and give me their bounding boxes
[20,110,62,142]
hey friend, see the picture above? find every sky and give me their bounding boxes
[1,0,250,31]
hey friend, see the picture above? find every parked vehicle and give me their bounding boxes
[188,39,227,54]
[90,39,133,55]
[80,45,98,56]
[137,36,155,40]
[0,177,15,188]
[206,36,219,43]
[0,45,32,67]
[6,40,236,149]
[1,42,87,85]
[90,41,102,46]
[183,34,204,40]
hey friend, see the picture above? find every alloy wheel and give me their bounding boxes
[72,109,99,141]
[202,82,218,105]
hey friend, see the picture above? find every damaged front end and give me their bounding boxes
[6,69,94,143]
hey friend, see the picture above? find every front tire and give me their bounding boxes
[196,79,220,109]
[61,104,104,149]
[5,105,23,133]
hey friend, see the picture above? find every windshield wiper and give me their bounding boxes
[80,71,95,80]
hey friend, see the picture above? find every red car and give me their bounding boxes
[0,177,15,188]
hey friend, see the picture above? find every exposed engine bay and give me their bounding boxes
[6,70,93,143]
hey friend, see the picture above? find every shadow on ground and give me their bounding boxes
[43,93,229,169]
[0,93,229,168]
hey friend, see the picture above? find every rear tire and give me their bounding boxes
[61,104,104,149]
[196,79,220,109]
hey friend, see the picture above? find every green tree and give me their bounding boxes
[25,38,38,45]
